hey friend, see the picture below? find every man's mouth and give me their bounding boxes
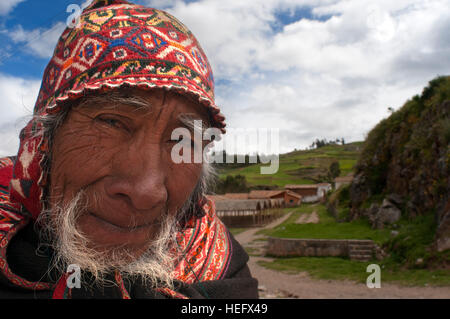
[87,211,155,233]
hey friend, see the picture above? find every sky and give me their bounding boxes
[0,0,449,157]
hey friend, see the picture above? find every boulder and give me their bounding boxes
[373,199,401,229]
[386,194,404,208]
[390,230,399,237]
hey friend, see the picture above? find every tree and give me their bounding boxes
[328,161,341,182]
[214,174,249,194]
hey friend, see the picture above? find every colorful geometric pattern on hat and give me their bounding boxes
[35,0,225,131]
[85,0,131,11]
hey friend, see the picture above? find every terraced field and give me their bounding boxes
[217,142,363,187]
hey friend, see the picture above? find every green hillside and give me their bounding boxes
[215,141,363,188]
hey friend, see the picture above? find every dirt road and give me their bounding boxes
[234,213,450,299]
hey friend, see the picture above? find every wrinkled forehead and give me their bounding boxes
[73,88,212,124]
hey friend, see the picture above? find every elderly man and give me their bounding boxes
[0,0,258,299]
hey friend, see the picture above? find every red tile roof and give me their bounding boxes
[284,184,319,189]
[248,190,285,199]
[223,193,250,199]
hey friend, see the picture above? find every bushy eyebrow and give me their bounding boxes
[177,113,208,135]
[76,94,153,115]
[76,93,212,133]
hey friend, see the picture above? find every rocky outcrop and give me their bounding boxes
[361,196,402,229]
[349,76,450,252]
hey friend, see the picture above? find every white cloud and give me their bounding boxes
[0,0,25,16]
[8,22,66,59]
[145,0,450,152]
[0,73,40,157]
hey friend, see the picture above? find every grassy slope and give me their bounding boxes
[217,142,363,187]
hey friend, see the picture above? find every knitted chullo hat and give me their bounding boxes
[9,0,225,220]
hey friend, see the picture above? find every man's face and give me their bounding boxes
[49,89,209,259]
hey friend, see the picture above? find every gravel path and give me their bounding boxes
[235,213,450,299]
[295,211,319,224]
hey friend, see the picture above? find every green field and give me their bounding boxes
[257,204,450,287]
[217,142,363,187]
[258,204,391,245]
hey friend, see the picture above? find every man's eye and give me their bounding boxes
[172,136,196,148]
[96,116,126,130]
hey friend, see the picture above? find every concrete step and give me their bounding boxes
[349,250,374,255]
[349,248,374,254]
[349,245,375,251]
[350,255,373,261]
[348,246,375,251]
[350,252,373,257]
[351,254,373,259]
[348,244,375,248]
[349,253,372,257]
[347,240,375,245]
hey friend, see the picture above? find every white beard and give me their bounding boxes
[37,190,181,291]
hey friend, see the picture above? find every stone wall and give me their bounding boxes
[266,237,376,260]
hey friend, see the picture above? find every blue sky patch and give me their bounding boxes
[271,6,332,33]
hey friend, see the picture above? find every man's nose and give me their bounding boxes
[104,146,168,212]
